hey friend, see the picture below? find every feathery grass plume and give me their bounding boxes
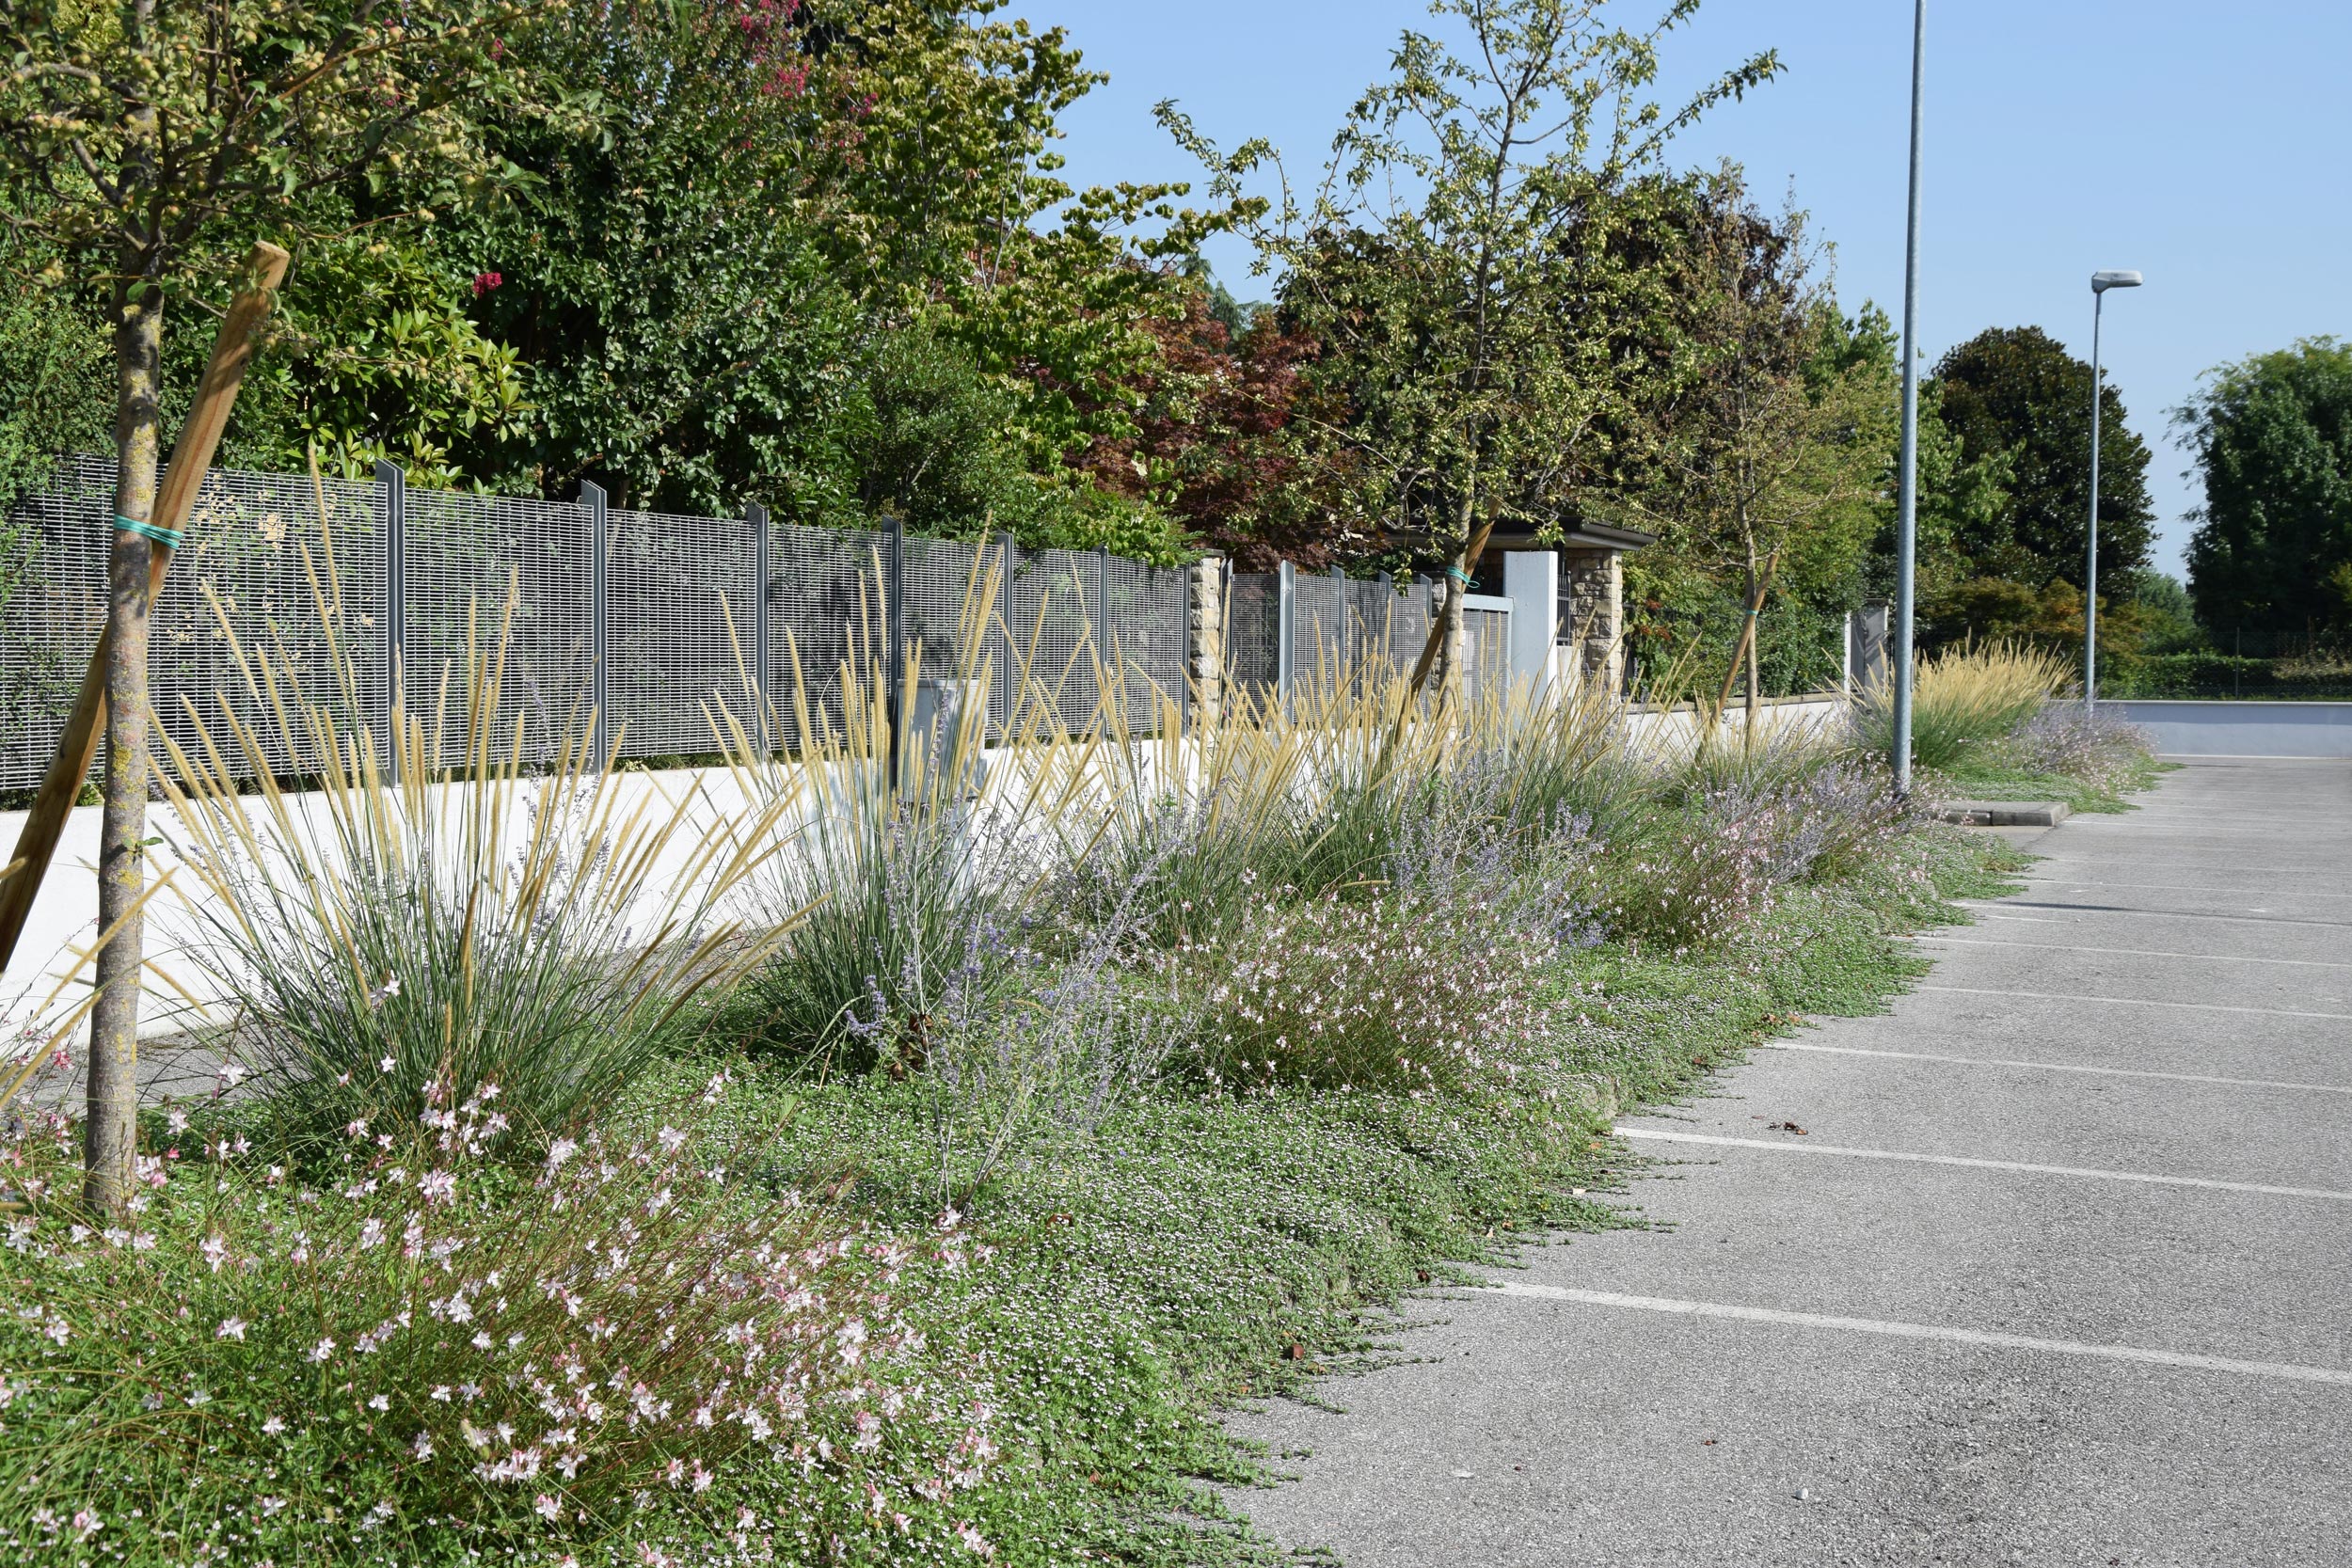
[1852,640,2068,772]
[153,531,801,1149]
[1460,663,1635,841]
[1064,665,1307,948]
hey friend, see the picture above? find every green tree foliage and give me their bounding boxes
[1167,0,1777,690]
[1070,274,1332,571]
[1618,176,1889,701]
[0,233,112,523]
[2179,337,2352,649]
[1929,325,2153,645]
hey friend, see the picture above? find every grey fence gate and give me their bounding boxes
[1223,562,1509,710]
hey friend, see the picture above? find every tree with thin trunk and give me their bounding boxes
[1163,0,1776,701]
[0,0,557,1213]
[1629,176,1877,737]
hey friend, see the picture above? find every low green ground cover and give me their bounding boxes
[2,641,2112,1567]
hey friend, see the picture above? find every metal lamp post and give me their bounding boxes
[1890,0,1927,795]
[2084,268,2143,713]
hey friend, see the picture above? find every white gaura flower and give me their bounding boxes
[215,1316,247,1342]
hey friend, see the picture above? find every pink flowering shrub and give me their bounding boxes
[1593,761,1913,951]
[1587,811,1782,953]
[0,1077,1004,1563]
[1180,890,1570,1098]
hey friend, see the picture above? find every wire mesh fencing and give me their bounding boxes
[1223,568,1499,706]
[0,456,1196,790]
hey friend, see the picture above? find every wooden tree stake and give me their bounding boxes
[0,242,289,973]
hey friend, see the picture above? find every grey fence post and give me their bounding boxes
[1174,564,1191,725]
[1329,564,1346,671]
[1376,569,1393,666]
[748,502,771,749]
[993,531,1017,736]
[1276,559,1295,714]
[373,460,406,750]
[883,515,906,790]
[1093,542,1112,657]
[583,481,609,764]
[1093,543,1113,725]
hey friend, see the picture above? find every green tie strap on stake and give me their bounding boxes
[114,515,187,548]
[1444,564,1473,585]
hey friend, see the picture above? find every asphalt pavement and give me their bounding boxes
[1227,756,2352,1567]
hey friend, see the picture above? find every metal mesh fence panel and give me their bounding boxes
[606,506,758,759]
[769,521,883,747]
[1009,547,1100,734]
[1146,563,1191,718]
[1,455,112,792]
[401,487,595,766]
[1463,606,1511,706]
[1341,578,1405,680]
[1100,554,1184,730]
[904,532,986,689]
[0,454,388,791]
[1392,580,1435,682]
[1,453,1203,786]
[1224,572,1280,709]
[1290,573,1345,689]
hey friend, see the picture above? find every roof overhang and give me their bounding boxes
[1472,521,1656,553]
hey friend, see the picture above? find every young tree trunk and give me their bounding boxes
[86,269,164,1215]
[1408,488,1493,706]
[1742,555,1761,742]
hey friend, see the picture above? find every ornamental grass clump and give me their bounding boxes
[0,1075,1002,1564]
[740,560,1102,1069]
[1853,640,2068,772]
[155,584,798,1148]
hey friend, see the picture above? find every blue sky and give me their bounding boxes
[1039,0,2352,579]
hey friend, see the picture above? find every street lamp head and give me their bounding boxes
[2091,269,2144,293]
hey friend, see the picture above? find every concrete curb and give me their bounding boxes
[1931,800,2072,828]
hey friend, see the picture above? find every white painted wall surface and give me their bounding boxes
[2108,700,2352,759]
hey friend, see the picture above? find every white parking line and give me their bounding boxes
[2023,877,2352,900]
[1915,984,2352,1022]
[1757,1041,2352,1097]
[1488,1284,2352,1388]
[1959,901,2352,932]
[1924,936,2352,971]
[1613,1128,2352,1202]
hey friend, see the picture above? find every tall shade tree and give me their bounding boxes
[1165,0,1776,695]
[1931,325,2155,599]
[0,0,555,1212]
[2179,338,2352,650]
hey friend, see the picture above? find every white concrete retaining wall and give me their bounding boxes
[2108,699,2352,759]
[4,689,1861,1045]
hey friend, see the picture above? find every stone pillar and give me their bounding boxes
[1562,547,1624,690]
[1188,556,1225,727]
